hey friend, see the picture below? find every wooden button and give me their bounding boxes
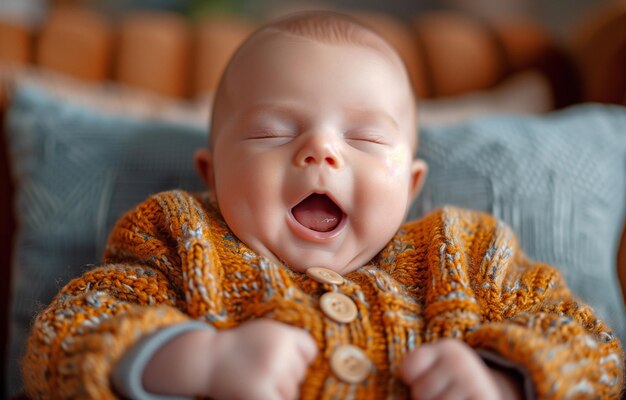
[330,344,371,384]
[320,292,357,323]
[306,267,345,285]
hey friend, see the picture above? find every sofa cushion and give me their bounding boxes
[4,84,206,396]
[4,83,626,397]
[409,105,626,346]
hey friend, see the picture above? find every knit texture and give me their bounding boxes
[409,105,626,345]
[23,190,624,399]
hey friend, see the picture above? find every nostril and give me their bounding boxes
[325,157,336,166]
[305,156,316,164]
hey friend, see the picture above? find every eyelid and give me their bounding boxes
[247,129,295,140]
[244,127,298,146]
[345,129,389,144]
[246,114,299,136]
[252,127,293,135]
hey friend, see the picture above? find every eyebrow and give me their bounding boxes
[240,104,301,122]
[240,104,400,129]
[343,107,399,131]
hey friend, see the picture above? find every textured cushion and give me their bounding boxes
[5,84,626,396]
[409,106,626,346]
[5,85,206,396]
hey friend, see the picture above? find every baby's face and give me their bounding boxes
[200,32,425,275]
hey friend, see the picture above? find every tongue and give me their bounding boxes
[292,194,342,232]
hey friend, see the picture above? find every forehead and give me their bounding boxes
[229,30,404,81]
[224,32,412,109]
[213,31,417,147]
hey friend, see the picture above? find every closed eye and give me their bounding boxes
[345,130,389,150]
[347,135,386,144]
[247,128,295,139]
[245,129,296,146]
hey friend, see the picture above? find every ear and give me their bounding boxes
[194,147,216,191]
[408,159,427,201]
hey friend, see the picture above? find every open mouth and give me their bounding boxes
[291,193,344,233]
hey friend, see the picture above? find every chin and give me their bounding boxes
[284,263,310,274]
[280,252,347,274]
[296,255,366,276]
[268,243,381,276]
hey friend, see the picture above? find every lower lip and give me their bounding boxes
[287,211,347,243]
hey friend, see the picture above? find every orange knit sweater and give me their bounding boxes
[23,190,624,399]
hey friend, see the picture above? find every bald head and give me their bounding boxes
[210,11,417,148]
[194,11,427,273]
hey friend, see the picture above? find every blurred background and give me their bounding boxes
[2,0,625,107]
[1,0,626,398]
[0,0,619,38]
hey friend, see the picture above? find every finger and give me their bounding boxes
[432,380,470,400]
[401,344,440,383]
[277,379,298,400]
[248,380,283,400]
[409,362,451,400]
[256,379,294,400]
[294,329,318,364]
[287,354,307,383]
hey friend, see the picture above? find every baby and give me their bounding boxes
[23,11,623,400]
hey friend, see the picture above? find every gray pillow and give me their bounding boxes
[5,85,206,396]
[409,106,626,349]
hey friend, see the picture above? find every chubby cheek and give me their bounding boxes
[366,146,414,208]
[215,157,274,220]
[353,152,413,240]
[384,145,411,177]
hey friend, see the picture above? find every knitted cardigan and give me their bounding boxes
[23,190,624,399]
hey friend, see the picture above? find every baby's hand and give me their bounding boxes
[400,339,520,400]
[206,319,318,400]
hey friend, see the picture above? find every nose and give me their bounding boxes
[294,132,344,169]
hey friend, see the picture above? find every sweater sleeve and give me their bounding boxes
[462,212,624,399]
[112,321,214,400]
[22,193,204,399]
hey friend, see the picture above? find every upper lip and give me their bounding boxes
[294,166,342,200]
[291,190,345,215]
